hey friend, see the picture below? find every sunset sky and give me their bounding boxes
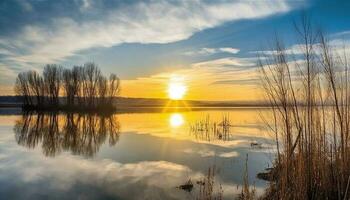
[0,0,350,100]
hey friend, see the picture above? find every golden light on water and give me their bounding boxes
[169,113,184,128]
[168,75,187,100]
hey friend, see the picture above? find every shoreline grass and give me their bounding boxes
[258,16,350,199]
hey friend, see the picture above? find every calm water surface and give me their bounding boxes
[0,108,275,200]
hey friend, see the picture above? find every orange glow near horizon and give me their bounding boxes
[117,62,260,101]
[0,65,261,101]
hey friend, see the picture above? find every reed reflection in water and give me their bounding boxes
[13,113,120,157]
[189,114,232,142]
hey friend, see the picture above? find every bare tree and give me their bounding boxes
[27,71,45,106]
[15,72,31,106]
[83,62,101,106]
[15,62,120,112]
[43,64,62,106]
[98,76,108,105]
[108,73,120,105]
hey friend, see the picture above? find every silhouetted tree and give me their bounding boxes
[14,62,120,113]
[43,64,62,106]
[27,71,45,105]
[15,72,31,106]
[83,62,101,106]
[98,76,108,105]
[108,73,120,105]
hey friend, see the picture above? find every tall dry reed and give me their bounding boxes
[259,16,350,199]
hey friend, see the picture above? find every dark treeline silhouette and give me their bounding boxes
[14,113,120,157]
[14,62,120,113]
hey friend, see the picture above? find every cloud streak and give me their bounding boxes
[253,31,350,57]
[0,0,292,73]
[184,47,240,56]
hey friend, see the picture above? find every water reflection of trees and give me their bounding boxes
[14,113,120,157]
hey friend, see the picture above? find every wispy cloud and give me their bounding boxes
[184,47,240,56]
[330,30,350,38]
[212,78,260,86]
[192,57,256,69]
[0,0,292,74]
[253,32,350,57]
[219,47,240,54]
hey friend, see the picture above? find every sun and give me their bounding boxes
[168,76,187,100]
[168,83,186,100]
[169,113,184,127]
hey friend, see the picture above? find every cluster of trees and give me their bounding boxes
[15,62,120,111]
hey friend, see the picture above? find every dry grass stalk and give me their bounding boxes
[196,165,223,200]
[259,16,350,199]
[190,114,232,141]
[236,154,256,200]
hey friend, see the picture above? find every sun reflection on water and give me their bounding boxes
[169,113,184,128]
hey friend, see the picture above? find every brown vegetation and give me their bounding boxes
[236,154,256,200]
[189,114,232,141]
[196,165,223,200]
[259,16,350,199]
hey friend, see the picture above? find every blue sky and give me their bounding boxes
[0,0,349,100]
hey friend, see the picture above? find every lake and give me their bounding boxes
[0,108,275,200]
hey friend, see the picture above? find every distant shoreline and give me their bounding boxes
[0,95,271,110]
[0,104,271,116]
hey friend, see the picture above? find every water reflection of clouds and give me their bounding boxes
[182,148,215,157]
[0,143,265,200]
[0,139,202,199]
[219,151,239,158]
[182,148,239,158]
[0,109,275,199]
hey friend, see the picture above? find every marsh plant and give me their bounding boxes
[194,156,256,200]
[236,154,256,200]
[189,114,232,141]
[196,165,223,200]
[259,16,350,199]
